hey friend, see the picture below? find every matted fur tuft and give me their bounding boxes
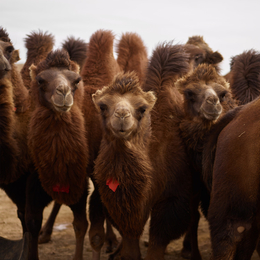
[143,42,190,92]
[176,64,229,89]
[0,27,11,42]
[62,36,87,70]
[21,30,55,89]
[229,49,260,104]
[35,50,75,74]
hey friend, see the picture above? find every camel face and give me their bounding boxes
[0,40,13,78]
[35,69,81,113]
[93,73,156,139]
[182,82,227,121]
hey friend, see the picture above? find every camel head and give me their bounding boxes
[0,28,13,78]
[92,71,156,140]
[185,36,223,72]
[30,50,82,113]
[176,64,232,122]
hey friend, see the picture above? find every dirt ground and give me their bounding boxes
[0,186,258,260]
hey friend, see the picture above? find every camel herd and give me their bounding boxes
[0,26,260,260]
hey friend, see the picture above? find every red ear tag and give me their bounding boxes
[13,107,17,112]
[53,184,70,193]
[106,178,119,192]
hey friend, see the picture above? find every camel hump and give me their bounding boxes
[88,29,115,58]
[230,49,260,104]
[143,42,190,92]
[62,36,87,70]
[24,30,54,59]
[81,29,120,87]
[116,32,148,84]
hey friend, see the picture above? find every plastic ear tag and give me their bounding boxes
[106,178,119,192]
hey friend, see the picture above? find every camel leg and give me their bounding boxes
[88,186,106,260]
[181,191,202,260]
[38,201,61,244]
[69,187,89,260]
[105,219,119,253]
[145,195,195,260]
[109,237,141,260]
[25,172,52,260]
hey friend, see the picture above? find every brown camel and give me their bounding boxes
[203,95,260,259]
[185,35,223,73]
[92,71,156,259]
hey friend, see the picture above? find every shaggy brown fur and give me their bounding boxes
[116,32,148,85]
[177,64,236,164]
[186,35,223,73]
[10,50,30,112]
[28,50,88,205]
[140,43,203,260]
[20,30,54,89]
[0,28,29,184]
[93,72,156,240]
[227,49,260,105]
[62,36,88,70]
[0,27,11,42]
[205,97,260,259]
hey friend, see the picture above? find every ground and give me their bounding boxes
[0,185,258,260]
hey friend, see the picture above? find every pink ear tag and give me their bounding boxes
[106,178,119,192]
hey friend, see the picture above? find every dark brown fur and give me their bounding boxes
[28,50,88,205]
[186,35,223,73]
[116,32,148,85]
[0,27,11,42]
[62,36,88,70]
[207,98,260,259]
[141,43,203,260]
[93,72,155,239]
[228,49,260,105]
[20,31,54,89]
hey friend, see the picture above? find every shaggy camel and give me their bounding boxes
[200,94,260,259]
[20,30,54,89]
[185,35,223,73]
[0,27,20,184]
[175,64,237,257]
[92,71,156,259]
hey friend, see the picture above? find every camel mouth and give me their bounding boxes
[202,111,221,121]
[53,104,72,113]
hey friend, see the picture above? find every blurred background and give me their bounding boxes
[2,0,259,75]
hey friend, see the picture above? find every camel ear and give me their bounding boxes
[92,89,103,111]
[175,78,185,94]
[209,51,223,64]
[10,49,20,64]
[145,91,157,109]
[70,60,80,74]
[29,64,37,81]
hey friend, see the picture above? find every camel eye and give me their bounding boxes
[36,76,45,86]
[219,91,227,101]
[138,106,147,114]
[184,89,195,101]
[99,103,107,112]
[74,76,81,86]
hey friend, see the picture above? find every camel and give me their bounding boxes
[185,35,223,73]
[200,94,260,259]
[175,64,237,257]
[92,71,156,259]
